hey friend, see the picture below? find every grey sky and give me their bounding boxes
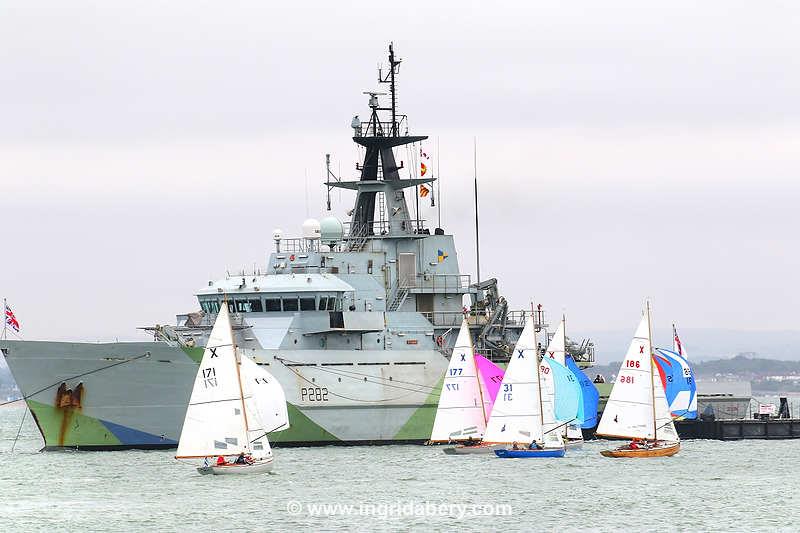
[1,1,798,353]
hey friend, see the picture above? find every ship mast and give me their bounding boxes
[326,43,435,242]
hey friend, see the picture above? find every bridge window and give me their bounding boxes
[264,298,281,312]
[318,297,328,310]
[234,299,263,313]
[282,297,299,312]
[300,297,316,311]
[200,300,221,314]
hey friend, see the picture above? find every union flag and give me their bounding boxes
[5,303,20,332]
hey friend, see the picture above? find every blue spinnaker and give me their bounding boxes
[565,355,599,428]
[654,348,697,419]
[544,357,582,424]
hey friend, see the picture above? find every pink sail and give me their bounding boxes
[475,354,505,419]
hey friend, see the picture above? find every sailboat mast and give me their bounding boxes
[229,299,251,450]
[472,331,489,424]
[646,301,657,441]
[532,306,545,442]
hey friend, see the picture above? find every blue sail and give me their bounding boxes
[545,357,583,424]
[654,348,698,419]
[565,355,599,428]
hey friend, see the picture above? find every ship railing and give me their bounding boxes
[421,310,545,329]
[343,219,428,239]
[355,117,408,138]
[401,274,472,292]
[274,238,329,254]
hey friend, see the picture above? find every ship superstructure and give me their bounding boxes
[1,45,593,450]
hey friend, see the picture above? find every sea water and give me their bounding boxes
[0,404,797,532]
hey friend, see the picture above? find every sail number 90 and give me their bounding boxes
[301,387,329,402]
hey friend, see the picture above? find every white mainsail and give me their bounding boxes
[483,315,561,447]
[544,317,566,365]
[596,308,678,442]
[176,305,250,458]
[430,320,486,442]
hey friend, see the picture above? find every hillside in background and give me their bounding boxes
[591,354,800,393]
[580,328,800,364]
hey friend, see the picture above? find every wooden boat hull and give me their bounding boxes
[600,441,680,458]
[442,443,503,455]
[197,458,274,475]
[494,448,566,458]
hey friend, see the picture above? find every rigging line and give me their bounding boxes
[0,352,152,408]
[543,418,577,435]
[248,423,288,444]
[274,356,439,391]
[283,364,436,403]
[9,405,27,453]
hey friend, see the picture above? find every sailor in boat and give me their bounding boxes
[464,436,478,447]
[216,455,227,466]
[234,452,254,465]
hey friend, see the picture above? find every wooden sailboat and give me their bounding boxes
[431,319,491,453]
[487,311,566,458]
[542,315,584,448]
[596,302,680,458]
[175,304,290,474]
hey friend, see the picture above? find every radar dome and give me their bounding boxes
[320,217,345,244]
[302,219,321,240]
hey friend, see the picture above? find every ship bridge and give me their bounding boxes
[196,273,355,314]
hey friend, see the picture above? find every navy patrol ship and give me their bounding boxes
[2,45,592,450]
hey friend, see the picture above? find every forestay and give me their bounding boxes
[176,306,250,458]
[430,320,486,442]
[596,312,678,442]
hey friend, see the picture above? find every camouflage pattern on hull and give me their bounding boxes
[2,339,446,449]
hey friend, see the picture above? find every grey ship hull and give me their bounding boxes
[1,338,448,450]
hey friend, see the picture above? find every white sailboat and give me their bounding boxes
[595,302,680,457]
[431,319,488,450]
[542,316,584,447]
[175,304,290,474]
[487,313,566,458]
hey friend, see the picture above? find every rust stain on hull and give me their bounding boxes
[55,382,83,447]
